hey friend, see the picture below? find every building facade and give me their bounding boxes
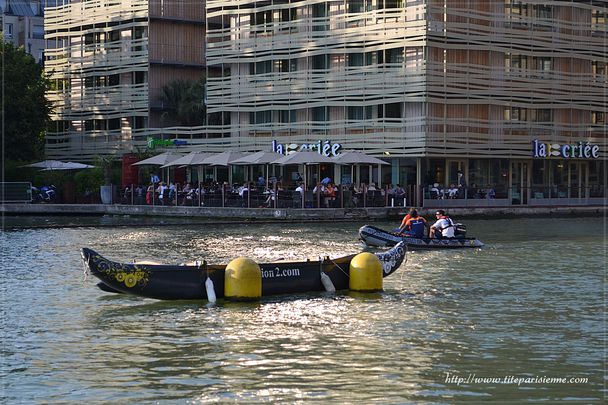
[44,0,206,160]
[1,0,46,62]
[44,0,606,206]
[203,0,606,205]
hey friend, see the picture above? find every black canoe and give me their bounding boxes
[359,225,484,249]
[81,242,406,301]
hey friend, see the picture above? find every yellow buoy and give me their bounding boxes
[224,257,262,301]
[349,252,383,292]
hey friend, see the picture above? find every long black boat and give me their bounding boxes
[359,225,484,249]
[81,242,406,301]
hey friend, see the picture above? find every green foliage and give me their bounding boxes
[94,155,116,185]
[74,169,104,194]
[160,78,206,126]
[1,39,52,163]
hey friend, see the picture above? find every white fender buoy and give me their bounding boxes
[205,277,217,303]
[320,272,335,292]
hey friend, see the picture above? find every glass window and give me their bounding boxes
[348,106,364,120]
[592,111,605,124]
[348,53,364,67]
[348,0,363,13]
[312,54,328,70]
[312,106,327,121]
[385,103,402,118]
[385,48,404,65]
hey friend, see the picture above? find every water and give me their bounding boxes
[1,217,604,403]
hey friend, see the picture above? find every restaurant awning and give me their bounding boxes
[200,151,247,167]
[160,152,212,168]
[231,151,283,165]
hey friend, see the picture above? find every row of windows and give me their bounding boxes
[249,48,422,75]
[81,72,146,88]
[83,26,147,45]
[249,107,605,124]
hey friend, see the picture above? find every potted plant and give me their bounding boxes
[96,155,116,204]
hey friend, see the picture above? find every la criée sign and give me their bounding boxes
[272,140,342,156]
[532,139,600,159]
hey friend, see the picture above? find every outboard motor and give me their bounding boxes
[454,223,467,238]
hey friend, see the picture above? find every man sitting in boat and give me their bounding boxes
[397,209,428,238]
[429,210,455,239]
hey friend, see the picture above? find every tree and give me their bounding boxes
[160,78,206,126]
[1,38,52,169]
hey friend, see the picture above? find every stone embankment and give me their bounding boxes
[1,203,605,222]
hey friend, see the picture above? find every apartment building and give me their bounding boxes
[43,1,606,206]
[1,0,45,62]
[44,0,206,160]
[205,0,606,205]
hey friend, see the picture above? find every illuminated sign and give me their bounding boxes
[147,137,188,150]
[532,139,599,159]
[272,140,342,156]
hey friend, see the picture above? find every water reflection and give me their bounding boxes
[1,218,604,402]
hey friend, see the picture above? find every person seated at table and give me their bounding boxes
[238,182,249,198]
[447,183,459,199]
[484,184,496,199]
[295,182,305,195]
[261,188,275,208]
[324,182,336,208]
[430,183,442,199]
[257,174,265,187]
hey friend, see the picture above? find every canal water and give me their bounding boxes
[1,217,604,403]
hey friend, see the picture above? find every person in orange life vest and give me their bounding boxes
[397,207,415,234]
[400,209,427,238]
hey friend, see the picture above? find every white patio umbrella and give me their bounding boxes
[21,160,68,170]
[332,150,388,186]
[231,152,283,187]
[40,161,95,171]
[159,152,212,168]
[272,151,336,202]
[131,152,184,166]
[199,151,247,185]
[132,152,184,184]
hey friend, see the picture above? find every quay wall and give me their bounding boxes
[1,204,605,221]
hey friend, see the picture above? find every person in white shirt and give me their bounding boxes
[430,210,455,238]
[295,183,304,195]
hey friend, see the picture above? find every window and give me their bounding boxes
[385,48,404,65]
[33,25,44,40]
[109,74,120,86]
[5,23,13,39]
[348,0,363,13]
[534,4,552,19]
[279,110,296,123]
[531,109,552,122]
[506,107,527,121]
[537,57,551,71]
[84,33,95,45]
[312,106,327,121]
[251,110,272,124]
[592,112,605,124]
[382,0,403,9]
[592,9,607,30]
[280,8,297,23]
[274,59,297,72]
[312,54,328,70]
[348,106,364,120]
[108,118,121,130]
[133,71,146,84]
[312,3,328,31]
[385,103,402,118]
[592,61,607,77]
[251,60,272,75]
[108,30,120,42]
[348,53,364,67]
